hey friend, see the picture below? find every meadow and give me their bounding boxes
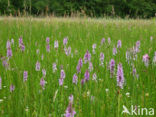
[0,17,156,117]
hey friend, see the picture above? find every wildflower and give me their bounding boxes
[1,57,9,68]
[134,46,139,53]
[59,78,64,86]
[101,38,105,45]
[11,38,14,45]
[64,95,76,117]
[132,67,136,77]
[153,52,156,65]
[65,46,71,56]
[69,95,73,102]
[25,106,29,112]
[64,48,68,55]
[126,51,131,64]
[35,61,40,71]
[99,52,104,66]
[108,37,111,45]
[46,44,50,52]
[136,41,140,48]
[40,78,45,90]
[7,48,12,58]
[88,62,93,72]
[54,40,59,49]
[73,74,78,85]
[20,44,25,51]
[81,79,85,85]
[63,37,68,46]
[91,96,95,101]
[105,88,109,92]
[19,37,25,51]
[117,63,124,89]
[132,49,137,60]
[117,40,122,48]
[23,71,28,82]
[42,69,46,77]
[135,41,140,53]
[6,40,11,49]
[76,58,83,73]
[113,47,117,55]
[92,44,96,54]
[84,50,91,63]
[143,54,149,67]
[59,69,65,86]
[84,70,90,81]
[92,73,97,81]
[10,84,15,92]
[110,59,115,78]
[150,36,153,41]
[6,40,13,58]
[46,37,50,43]
[67,46,71,55]
[78,58,83,67]
[19,37,23,47]
[46,37,50,52]
[0,99,3,103]
[87,91,90,96]
[36,49,40,54]
[60,70,65,79]
[76,65,81,73]
[126,92,130,97]
[2,59,8,67]
[52,63,57,73]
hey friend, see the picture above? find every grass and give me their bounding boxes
[0,17,156,117]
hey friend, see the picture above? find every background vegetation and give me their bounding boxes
[0,0,156,18]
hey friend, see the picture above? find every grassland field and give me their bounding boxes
[0,17,156,117]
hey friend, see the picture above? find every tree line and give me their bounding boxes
[0,0,156,18]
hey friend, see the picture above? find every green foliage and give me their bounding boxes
[0,0,156,18]
[0,0,8,14]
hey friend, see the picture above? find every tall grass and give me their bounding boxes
[0,17,156,117]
